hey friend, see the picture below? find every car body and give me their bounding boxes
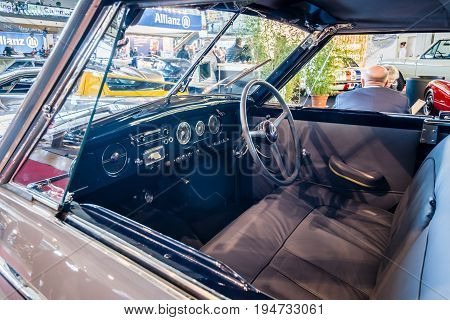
[138,56,191,82]
[75,70,177,97]
[332,56,362,92]
[0,68,40,110]
[381,39,450,80]
[423,79,450,115]
[0,0,450,301]
[0,68,177,108]
[0,57,45,74]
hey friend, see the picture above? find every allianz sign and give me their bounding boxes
[0,32,44,53]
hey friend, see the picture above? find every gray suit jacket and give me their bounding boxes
[333,87,410,114]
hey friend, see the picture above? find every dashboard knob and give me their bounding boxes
[110,152,120,161]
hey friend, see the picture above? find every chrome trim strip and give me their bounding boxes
[0,256,46,300]
[7,182,61,211]
[68,215,225,300]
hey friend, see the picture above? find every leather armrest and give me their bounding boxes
[328,155,384,188]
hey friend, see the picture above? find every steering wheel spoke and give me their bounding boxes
[249,130,266,138]
[240,79,300,185]
[271,143,289,179]
[273,110,288,128]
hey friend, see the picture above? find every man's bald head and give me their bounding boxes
[362,65,389,88]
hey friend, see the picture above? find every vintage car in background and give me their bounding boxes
[424,79,450,115]
[75,70,177,97]
[1,0,450,301]
[0,68,40,111]
[0,57,45,74]
[332,56,362,92]
[381,39,450,80]
[0,68,175,110]
[138,56,191,82]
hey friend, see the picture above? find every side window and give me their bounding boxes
[435,40,450,59]
[422,41,439,59]
[11,9,124,204]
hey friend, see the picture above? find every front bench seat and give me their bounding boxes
[202,136,450,300]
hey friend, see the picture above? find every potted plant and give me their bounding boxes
[300,43,339,108]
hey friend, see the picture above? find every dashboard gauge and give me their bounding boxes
[176,122,192,145]
[195,121,205,136]
[208,115,221,134]
[102,143,128,176]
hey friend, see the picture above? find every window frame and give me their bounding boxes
[421,40,440,59]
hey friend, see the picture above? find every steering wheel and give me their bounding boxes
[240,79,300,185]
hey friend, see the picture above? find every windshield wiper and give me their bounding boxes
[202,59,271,94]
[165,9,243,104]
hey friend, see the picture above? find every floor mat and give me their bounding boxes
[189,204,250,244]
[129,207,204,249]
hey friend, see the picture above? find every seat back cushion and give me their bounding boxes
[372,136,450,299]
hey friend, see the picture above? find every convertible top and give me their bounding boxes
[124,0,450,34]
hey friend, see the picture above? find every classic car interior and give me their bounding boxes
[58,76,449,299]
[5,0,450,300]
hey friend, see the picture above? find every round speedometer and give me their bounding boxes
[195,121,205,136]
[176,122,191,145]
[208,115,221,134]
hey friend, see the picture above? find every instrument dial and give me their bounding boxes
[102,143,128,176]
[176,122,191,145]
[195,121,205,136]
[208,115,221,134]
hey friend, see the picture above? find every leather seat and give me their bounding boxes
[202,136,450,300]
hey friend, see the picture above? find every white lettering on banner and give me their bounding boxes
[155,12,181,27]
[26,36,39,49]
[182,16,191,29]
[0,36,25,46]
[154,12,191,29]
[0,35,41,49]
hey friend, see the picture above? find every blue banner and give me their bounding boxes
[138,9,202,31]
[0,32,44,53]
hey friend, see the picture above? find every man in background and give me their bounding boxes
[226,38,244,62]
[3,46,16,56]
[177,44,190,60]
[130,47,138,68]
[333,65,410,114]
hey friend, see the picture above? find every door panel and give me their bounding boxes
[248,108,424,211]
[295,121,420,210]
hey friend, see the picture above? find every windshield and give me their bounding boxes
[105,8,308,102]
[0,8,309,139]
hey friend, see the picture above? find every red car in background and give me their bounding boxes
[424,79,450,115]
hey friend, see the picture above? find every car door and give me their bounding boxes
[250,107,436,211]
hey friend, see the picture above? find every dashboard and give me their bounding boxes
[70,99,240,196]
